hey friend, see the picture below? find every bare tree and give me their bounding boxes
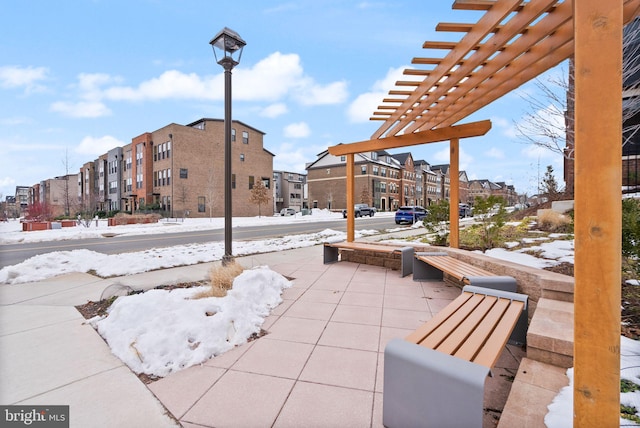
[176,183,189,220]
[249,180,269,217]
[360,186,371,206]
[515,18,640,157]
[206,169,217,220]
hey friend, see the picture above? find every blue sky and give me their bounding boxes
[1,1,566,200]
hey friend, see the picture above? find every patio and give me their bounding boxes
[148,247,525,427]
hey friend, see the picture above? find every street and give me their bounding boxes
[0,216,396,269]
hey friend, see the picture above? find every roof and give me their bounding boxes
[185,118,266,136]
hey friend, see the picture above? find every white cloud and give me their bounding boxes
[293,80,348,106]
[347,66,410,123]
[260,103,288,118]
[50,101,111,118]
[520,143,557,159]
[0,65,48,92]
[283,122,311,138]
[432,146,473,170]
[272,140,329,173]
[98,52,347,107]
[75,135,126,156]
[485,147,505,159]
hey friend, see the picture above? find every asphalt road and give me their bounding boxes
[0,216,397,269]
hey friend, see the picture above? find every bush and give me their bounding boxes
[194,261,245,299]
[623,198,640,277]
[422,200,450,246]
[537,209,574,233]
[472,195,507,251]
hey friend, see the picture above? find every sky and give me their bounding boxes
[1,1,567,200]
[1,212,638,424]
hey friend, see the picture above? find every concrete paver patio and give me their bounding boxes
[0,244,524,427]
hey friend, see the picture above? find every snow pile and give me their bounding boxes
[0,228,379,284]
[94,266,291,377]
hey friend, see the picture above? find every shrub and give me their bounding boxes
[422,199,450,246]
[537,209,573,233]
[623,198,640,277]
[195,261,245,299]
[472,195,507,251]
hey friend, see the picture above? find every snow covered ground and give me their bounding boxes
[1,210,638,426]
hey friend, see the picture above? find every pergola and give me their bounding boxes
[328,0,640,425]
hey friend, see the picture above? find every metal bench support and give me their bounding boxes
[384,338,489,428]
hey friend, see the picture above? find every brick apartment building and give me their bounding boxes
[306,150,406,212]
[75,118,274,218]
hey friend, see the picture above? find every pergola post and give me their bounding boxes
[573,1,622,426]
[346,153,355,242]
[449,138,460,248]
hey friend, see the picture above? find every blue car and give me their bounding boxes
[395,206,428,224]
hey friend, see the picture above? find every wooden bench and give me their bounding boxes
[323,241,414,277]
[413,252,517,291]
[383,285,528,428]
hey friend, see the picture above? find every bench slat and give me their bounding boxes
[472,300,525,368]
[417,294,486,349]
[415,254,495,282]
[434,295,501,356]
[404,292,473,344]
[328,242,398,253]
[453,298,511,363]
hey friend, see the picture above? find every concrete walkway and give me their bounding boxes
[0,242,523,427]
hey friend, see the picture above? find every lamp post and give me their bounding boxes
[210,27,246,265]
[169,133,174,219]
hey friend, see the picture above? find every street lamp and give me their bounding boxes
[210,27,246,265]
[168,133,174,219]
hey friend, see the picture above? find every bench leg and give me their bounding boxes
[323,245,339,264]
[413,257,444,281]
[399,247,414,277]
[466,276,517,292]
[383,339,489,428]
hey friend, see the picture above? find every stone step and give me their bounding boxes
[498,358,569,428]
[527,297,574,368]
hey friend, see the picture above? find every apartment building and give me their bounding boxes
[306,150,404,212]
[390,153,417,207]
[148,118,273,218]
[273,170,306,213]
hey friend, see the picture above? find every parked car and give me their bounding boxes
[280,208,296,216]
[459,203,473,218]
[395,206,428,224]
[342,204,376,218]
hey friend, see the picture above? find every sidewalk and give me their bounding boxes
[0,241,522,427]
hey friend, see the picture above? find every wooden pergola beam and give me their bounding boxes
[327,120,491,156]
[573,0,622,425]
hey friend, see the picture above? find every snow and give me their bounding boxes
[2,210,639,425]
[545,336,640,427]
[94,266,291,377]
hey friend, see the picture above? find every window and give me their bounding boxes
[231,128,236,142]
[232,174,236,189]
[326,168,331,175]
[262,177,270,189]
[198,196,205,213]
[240,154,245,162]
[373,166,379,176]
[341,156,346,162]
[167,168,171,186]
[249,176,254,189]
[371,152,378,160]
[361,166,367,175]
[180,168,188,179]
[153,145,158,161]
[242,131,249,144]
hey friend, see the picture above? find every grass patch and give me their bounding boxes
[194,261,245,299]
